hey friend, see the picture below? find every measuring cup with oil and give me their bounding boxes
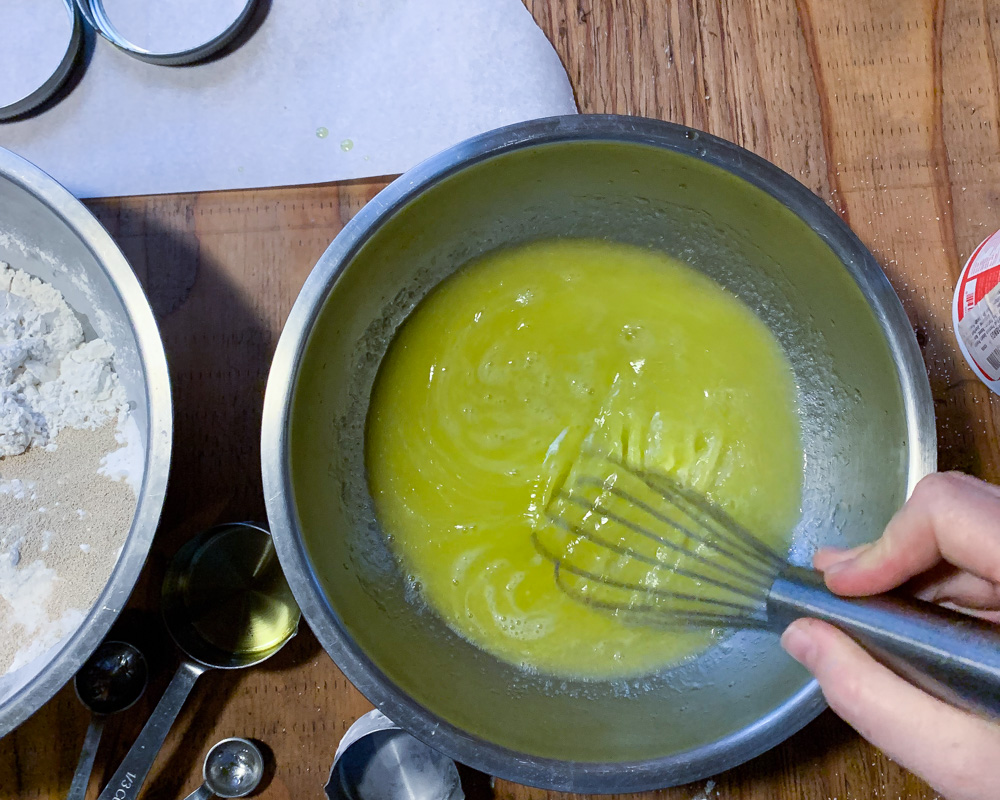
[97,523,300,800]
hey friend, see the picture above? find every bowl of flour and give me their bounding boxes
[0,146,171,736]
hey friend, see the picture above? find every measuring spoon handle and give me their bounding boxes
[67,717,105,800]
[96,660,207,800]
[181,782,215,800]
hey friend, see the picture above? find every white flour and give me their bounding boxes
[98,413,144,494]
[0,263,127,457]
[0,263,140,676]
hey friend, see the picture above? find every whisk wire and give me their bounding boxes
[552,569,766,630]
[635,467,786,569]
[569,480,776,588]
[553,490,770,604]
[531,527,763,616]
[536,453,791,630]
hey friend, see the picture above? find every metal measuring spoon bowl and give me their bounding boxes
[97,523,300,800]
[75,640,148,714]
[183,737,265,800]
[67,641,148,800]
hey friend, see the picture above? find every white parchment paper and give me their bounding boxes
[0,0,577,198]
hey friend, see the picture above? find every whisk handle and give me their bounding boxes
[767,565,1000,719]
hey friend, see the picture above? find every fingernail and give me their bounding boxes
[824,558,853,576]
[822,543,873,575]
[780,621,816,667]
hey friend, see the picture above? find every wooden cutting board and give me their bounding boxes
[3,1,997,798]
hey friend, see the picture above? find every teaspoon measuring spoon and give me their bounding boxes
[67,641,148,800]
[183,738,265,800]
[97,523,300,800]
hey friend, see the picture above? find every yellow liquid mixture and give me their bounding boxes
[366,239,802,679]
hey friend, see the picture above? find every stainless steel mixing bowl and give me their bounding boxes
[262,116,935,792]
[0,147,172,737]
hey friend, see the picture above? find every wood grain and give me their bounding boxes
[3,0,998,798]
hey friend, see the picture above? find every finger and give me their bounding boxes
[813,544,871,572]
[823,472,1000,596]
[910,567,1000,611]
[816,554,1000,612]
[817,554,1000,617]
[782,618,1000,800]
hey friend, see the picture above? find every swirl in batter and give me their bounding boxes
[366,239,802,679]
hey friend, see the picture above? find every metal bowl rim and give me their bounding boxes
[261,114,936,792]
[0,145,172,737]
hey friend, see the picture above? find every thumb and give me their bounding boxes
[781,618,1000,800]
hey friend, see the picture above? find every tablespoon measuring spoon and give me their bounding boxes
[183,738,265,800]
[97,523,300,800]
[68,641,148,800]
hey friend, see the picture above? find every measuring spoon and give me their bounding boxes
[183,737,265,800]
[68,641,148,800]
[97,523,300,800]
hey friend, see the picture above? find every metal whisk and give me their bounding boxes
[535,453,1000,718]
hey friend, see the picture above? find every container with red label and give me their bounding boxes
[953,230,1000,395]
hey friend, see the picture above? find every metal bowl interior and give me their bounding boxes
[0,147,171,736]
[263,116,934,791]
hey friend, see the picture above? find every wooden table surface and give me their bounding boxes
[4,0,1000,798]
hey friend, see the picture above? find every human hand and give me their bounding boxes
[780,472,1000,800]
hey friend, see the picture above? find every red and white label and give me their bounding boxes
[953,230,1000,392]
